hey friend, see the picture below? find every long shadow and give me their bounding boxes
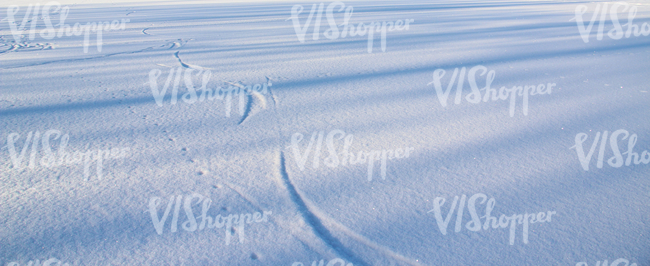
[280,88,649,264]
[2,35,648,118]
[2,1,649,264]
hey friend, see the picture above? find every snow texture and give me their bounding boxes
[1,0,649,265]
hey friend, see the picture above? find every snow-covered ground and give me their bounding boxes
[1,0,649,265]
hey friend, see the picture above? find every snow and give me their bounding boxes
[1,0,649,265]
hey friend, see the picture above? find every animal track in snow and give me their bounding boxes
[1,39,192,69]
[0,36,54,56]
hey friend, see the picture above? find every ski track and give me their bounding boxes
[265,65,425,265]
[275,150,425,266]
[173,51,192,69]
[237,94,254,125]
[266,77,279,107]
[277,151,371,266]
[173,49,213,70]
[221,177,340,263]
